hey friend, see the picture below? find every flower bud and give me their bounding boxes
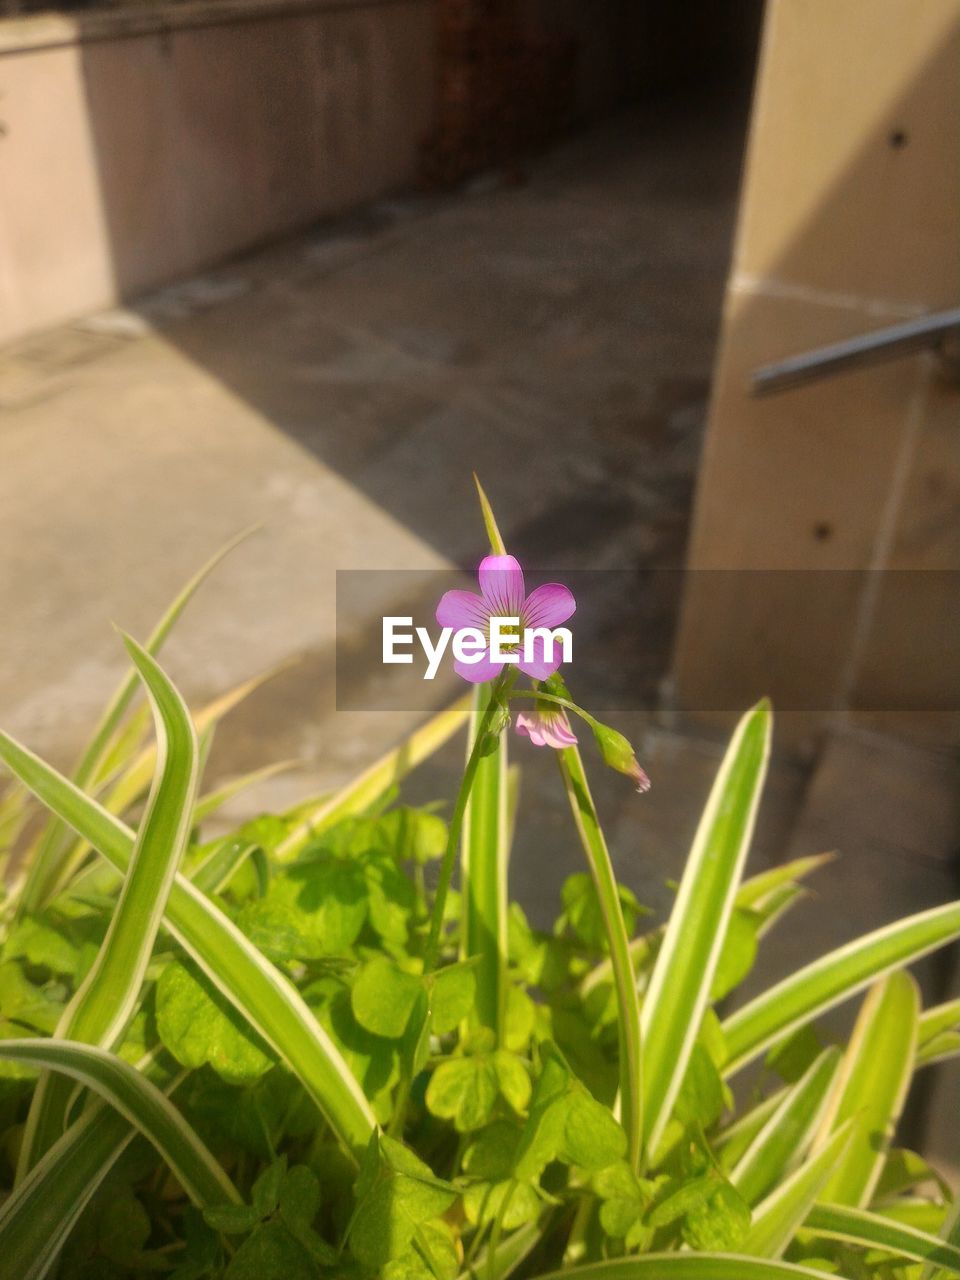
[591,721,651,793]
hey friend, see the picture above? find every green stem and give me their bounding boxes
[556,746,644,1172]
[423,676,508,974]
[505,689,599,730]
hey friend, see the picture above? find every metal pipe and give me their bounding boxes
[751,307,960,396]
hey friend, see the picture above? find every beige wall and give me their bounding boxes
[672,0,960,742]
[0,0,436,345]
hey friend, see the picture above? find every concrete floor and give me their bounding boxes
[2,99,958,1162]
[0,102,742,793]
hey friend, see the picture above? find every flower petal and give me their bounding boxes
[515,708,577,750]
[517,633,563,681]
[454,652,505,684]
[522,583,576,629]
[436,589,490,631]
[515,711,548,747]
[543,716,578,749]
[479,555,525,617]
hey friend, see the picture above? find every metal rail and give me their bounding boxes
[751,307,960,396]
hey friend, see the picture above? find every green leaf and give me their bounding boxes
[430,962,477,1035]
[730,1047,841,1206]
[0,960,63,1033]
[19,635,200,1178]
[274,700,470,862]
[278,1164,333,1262]
[157,960,274,1084]
[193,759,299,827]
[17,527,255,917]
[0,1051,181,1280]
[813,971,919,1207]
[427,1056,500,1132]
[534,1259,854,1279]
[739,1122,855,1258]
[352,957,423,1039]
[0,1038,238,1206]
[722,903,960,1075]
[252,1156,286,1218]
[514,1043,625,1180]
[559,873,643,952]
[348,1132,456,1271]
[735,854,835,910]
[224,1221,317,1280]
[204,1202,261,1234]
[557,737,644,1171]
[461,681,510,1039]
[0,726,377,1158]
[3,918,82,977]
[806,1203,960,1276]
[712,908,759,1000]
[473,473,508,556]
[682,1180,752,1251]
[377,806,448,864]
[642,700,771,1158]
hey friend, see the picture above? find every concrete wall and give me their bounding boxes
[672,0,960,745]
[0,0,436,345]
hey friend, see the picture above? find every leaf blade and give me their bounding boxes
[813,971,919,1207]
[18,636,200,1176]
[641,700,771,1157]
[807,1203,960,1276]
[721,902,960,1074]
[461,683,509,1038]
[0,727,376,1159]
[0,1039,238,1207]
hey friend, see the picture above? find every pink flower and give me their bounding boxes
[515,704,578,749]
[435,554,576,684]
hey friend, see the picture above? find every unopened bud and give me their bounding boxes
[591,721,651,793]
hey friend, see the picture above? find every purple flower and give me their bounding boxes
[515,704,578,750]
[436,554,576,684]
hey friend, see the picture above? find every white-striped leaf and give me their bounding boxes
[18,636,199,1177]
[0,1039,238,1207]
[641,700,771,1157]
[722,903,960,1075]
[0,727,376,1158]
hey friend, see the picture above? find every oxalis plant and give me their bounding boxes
[0,488,958,1280]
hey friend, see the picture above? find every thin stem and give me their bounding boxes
[556,746,644,1172]
[423,676,508,974]
[505,689,599,730]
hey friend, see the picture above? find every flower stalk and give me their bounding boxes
[423,672,512,974]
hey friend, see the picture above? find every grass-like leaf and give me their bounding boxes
[807,1203,960,1276]
[558,744,644,1171]
[721,903,960,1074]
[812,971,919,1207]
[274,697,470,862]
[584,849,829,1000]
[193,758,300,824]
[740,1121,855,1258]
[641,700,771,1158]
[534,1255,847,1279]
[19,636,199,1177]
[730,1046,840,1205]
[43,664,288,908]
[461,682,509,1038]
[18,528,256,916]
[0,729,377,1159]
[0,1104,140,1280]
[0,1039,238,1206]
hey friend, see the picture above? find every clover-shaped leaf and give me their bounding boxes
[352,956,423,1038]
[156,961,274,1084]
[348,1133,456,1271]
